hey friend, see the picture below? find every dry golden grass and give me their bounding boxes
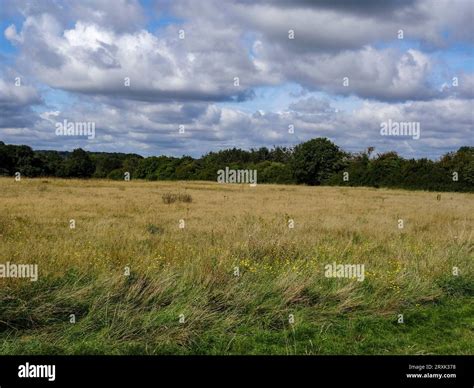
[0,178,472,355]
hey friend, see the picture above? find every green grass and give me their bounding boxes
[0,269,472,355]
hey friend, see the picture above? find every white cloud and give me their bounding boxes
[0,0,472,158]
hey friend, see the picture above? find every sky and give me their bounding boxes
[0,0,472,158]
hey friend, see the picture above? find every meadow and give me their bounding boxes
[0,177,472,355]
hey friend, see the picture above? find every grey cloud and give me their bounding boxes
[236,0,417,15]
[14,94,470,158]
[1,0,146,33]
[0,0,471,158]
[0,76,42,129]
[259,46,439,102]
[289,97,334,113]
[5,0,471,104]
[5,14,266,103]
[441,73,474,99]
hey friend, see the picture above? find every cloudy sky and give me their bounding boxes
[0,0,472,158]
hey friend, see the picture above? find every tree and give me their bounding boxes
[368,152,404,187]
[256,161,294,184]
[64,148,95,178]
[91,154,123,178]
[291,138,345,185]
[0,142,13,175]
[439,147,474,191]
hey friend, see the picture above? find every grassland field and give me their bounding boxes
[0,177,472,355]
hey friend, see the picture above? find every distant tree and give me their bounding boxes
[257,161,294,184]
[107,168,125,180]
[0,142,13,175]
[0,140,472,192]
[37,151,64,176]
[440,147,474,190]
[326,151,370,186]
[250,147,270,163]
[269,146,293,164]
[64,149,95,178]
[175,157,198,180]
[136,157,161,180]
[92,154,123,178]
[0,143,46,176]
[122,156,142,178]
[291,138,345,185]
[367,152,404,187]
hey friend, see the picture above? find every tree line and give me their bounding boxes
[0,139,472,192]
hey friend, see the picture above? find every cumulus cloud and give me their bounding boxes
[5,0,472,103]
[2,88,470,159]
[0,0,472,157]
[289,97,335,114]
[5,16,271,102]
[0,76,42,130]
[0,78,41,106]
[256,46,438,101]
[1,0,146,33]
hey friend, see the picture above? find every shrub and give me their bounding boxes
[146,224,164,235]
[162,193,193,204]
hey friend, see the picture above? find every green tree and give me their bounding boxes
[64,149,95,178]
[291,138,345,185]
[257,161,294,184]
[367,152,404,187]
